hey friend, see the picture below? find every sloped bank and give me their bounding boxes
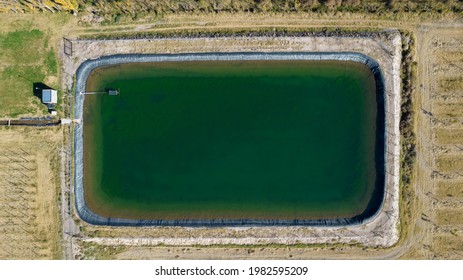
[74,52,386,227]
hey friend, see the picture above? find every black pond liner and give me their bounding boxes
[74,52,386,227]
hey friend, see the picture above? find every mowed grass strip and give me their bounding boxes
[436,156,463,172]
[436,210,463,226]
[436,181,463,199]
[0,65,46,117]
[434,51,463,64]
[435,129,463,144]
[431,235,463,257]
[434,102,463,117]
[0,29,44,64]
[439,76,463,92]
[0,28,59,118]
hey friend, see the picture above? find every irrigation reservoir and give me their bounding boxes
[79,53,385,226]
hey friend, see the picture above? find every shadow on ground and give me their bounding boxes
[32,82,52,100]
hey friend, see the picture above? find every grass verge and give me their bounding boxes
[0,23,61,118]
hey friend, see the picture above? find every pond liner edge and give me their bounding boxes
[74,52,387,227]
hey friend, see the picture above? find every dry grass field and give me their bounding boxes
[0,15,75,260]
[422,28,463,259]
[0,126,62,259]
[0,14,75,118]
[0,0,76,13]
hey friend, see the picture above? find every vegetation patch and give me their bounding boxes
[71,1,463,24]
[435,102,463,117]
[0,29,44,64]
[0,27,59,118]
[46,48,58,76]
[79,26,382,40]
[436,181,463,199]
[78,242,127,260]
[0,0,77,13]
[439,76,463,92]
[435,129,463,145]
[0,66,47,117]
[436,156,463,172]
[398,31,417,243]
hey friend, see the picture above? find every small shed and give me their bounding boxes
[42,89,58,104]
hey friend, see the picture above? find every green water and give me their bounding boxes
[84,60,379,220]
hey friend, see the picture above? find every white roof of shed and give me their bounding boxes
[42,89,57,104]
